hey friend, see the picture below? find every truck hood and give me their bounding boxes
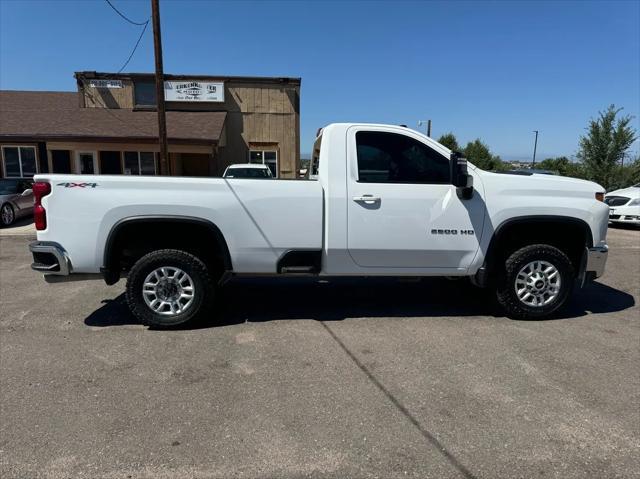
[471,166,604,196]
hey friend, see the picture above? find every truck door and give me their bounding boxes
[346,127,484,270]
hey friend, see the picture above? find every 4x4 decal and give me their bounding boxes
[57,182,98,188]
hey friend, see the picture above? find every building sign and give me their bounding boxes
[89,79,123,89]
[164,81,224,102]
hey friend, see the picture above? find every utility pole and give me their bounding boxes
[532,130,539,167]
[151,0,169,175]
[418,120,432,137]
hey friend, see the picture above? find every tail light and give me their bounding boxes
[595,192,605,202]
[33,182,51,230]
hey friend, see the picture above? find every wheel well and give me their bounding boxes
[483,217,592,279]
[103,217,232,284]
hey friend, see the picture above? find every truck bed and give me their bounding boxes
[35,174,323,274]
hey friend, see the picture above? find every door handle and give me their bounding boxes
[353,195,380,204]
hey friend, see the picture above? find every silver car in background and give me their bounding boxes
[0,178,34,227]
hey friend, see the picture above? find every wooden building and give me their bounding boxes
[0,72,301,179]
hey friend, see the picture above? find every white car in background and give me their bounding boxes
[222,163,273,179]
[605,183,640,226]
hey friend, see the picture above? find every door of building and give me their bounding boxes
[76,152,97,174]
[51,150,72,174]
[181,153,210,176]
[99,151,122,174]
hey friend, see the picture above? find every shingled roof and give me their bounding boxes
[0,90,226,144]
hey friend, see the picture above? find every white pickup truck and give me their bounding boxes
[29,123,609,326]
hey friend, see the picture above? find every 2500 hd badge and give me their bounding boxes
[431,229,475,235]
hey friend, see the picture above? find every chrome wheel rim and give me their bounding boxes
[515,260,561,307]
[142,266,195,316]
[1,204,13,225]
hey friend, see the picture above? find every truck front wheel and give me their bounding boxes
[496,244,574,320]
[126,249,215,328]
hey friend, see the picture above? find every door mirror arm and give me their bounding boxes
[21,188,33,197]
[451,151,474,200]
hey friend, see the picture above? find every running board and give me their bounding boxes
[280,266,316,274]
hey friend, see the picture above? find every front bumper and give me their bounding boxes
[585,242,608,279]
[609,216,640,225]
[609,206,640,225]
[29,241,70,275]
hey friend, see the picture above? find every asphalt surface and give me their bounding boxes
[1,227,638,478]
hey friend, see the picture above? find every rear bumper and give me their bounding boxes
[585,242,608,279]
[29,241,70,276]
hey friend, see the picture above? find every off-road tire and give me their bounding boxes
[126,249,215,328]
[496,244,574,320]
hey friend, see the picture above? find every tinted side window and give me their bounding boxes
[356,131,450,184]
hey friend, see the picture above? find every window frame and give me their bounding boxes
[249,148,279,178]
[350,128,452,185]
[123,151,157,176]
[1,145,38,178]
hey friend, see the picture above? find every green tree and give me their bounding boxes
[577,105,637,189]
[437,132,459,151]
[610,156,640,190]
[537,156,585,178]
[463,139,507,171]
[537,156,570,174]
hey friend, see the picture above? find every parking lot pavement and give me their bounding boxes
[1,228,638,479]
[0,217,35,237]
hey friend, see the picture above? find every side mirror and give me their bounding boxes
[451,151,474,200]
[21,188,33,197]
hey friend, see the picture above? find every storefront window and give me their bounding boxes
[1,146,36,177]
[249,149,278,178]
[124,151,156,175]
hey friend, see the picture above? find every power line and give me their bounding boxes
[104,0,148,26]
[117,20,149,73]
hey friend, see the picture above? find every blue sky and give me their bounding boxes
[1,0,638,160]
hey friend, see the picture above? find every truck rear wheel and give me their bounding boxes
[126,249,215,328]
[496,244,574,320]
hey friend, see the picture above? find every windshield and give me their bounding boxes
[225,168,272,178]
[0,179,19,195]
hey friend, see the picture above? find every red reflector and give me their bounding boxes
[32,182,51,231]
